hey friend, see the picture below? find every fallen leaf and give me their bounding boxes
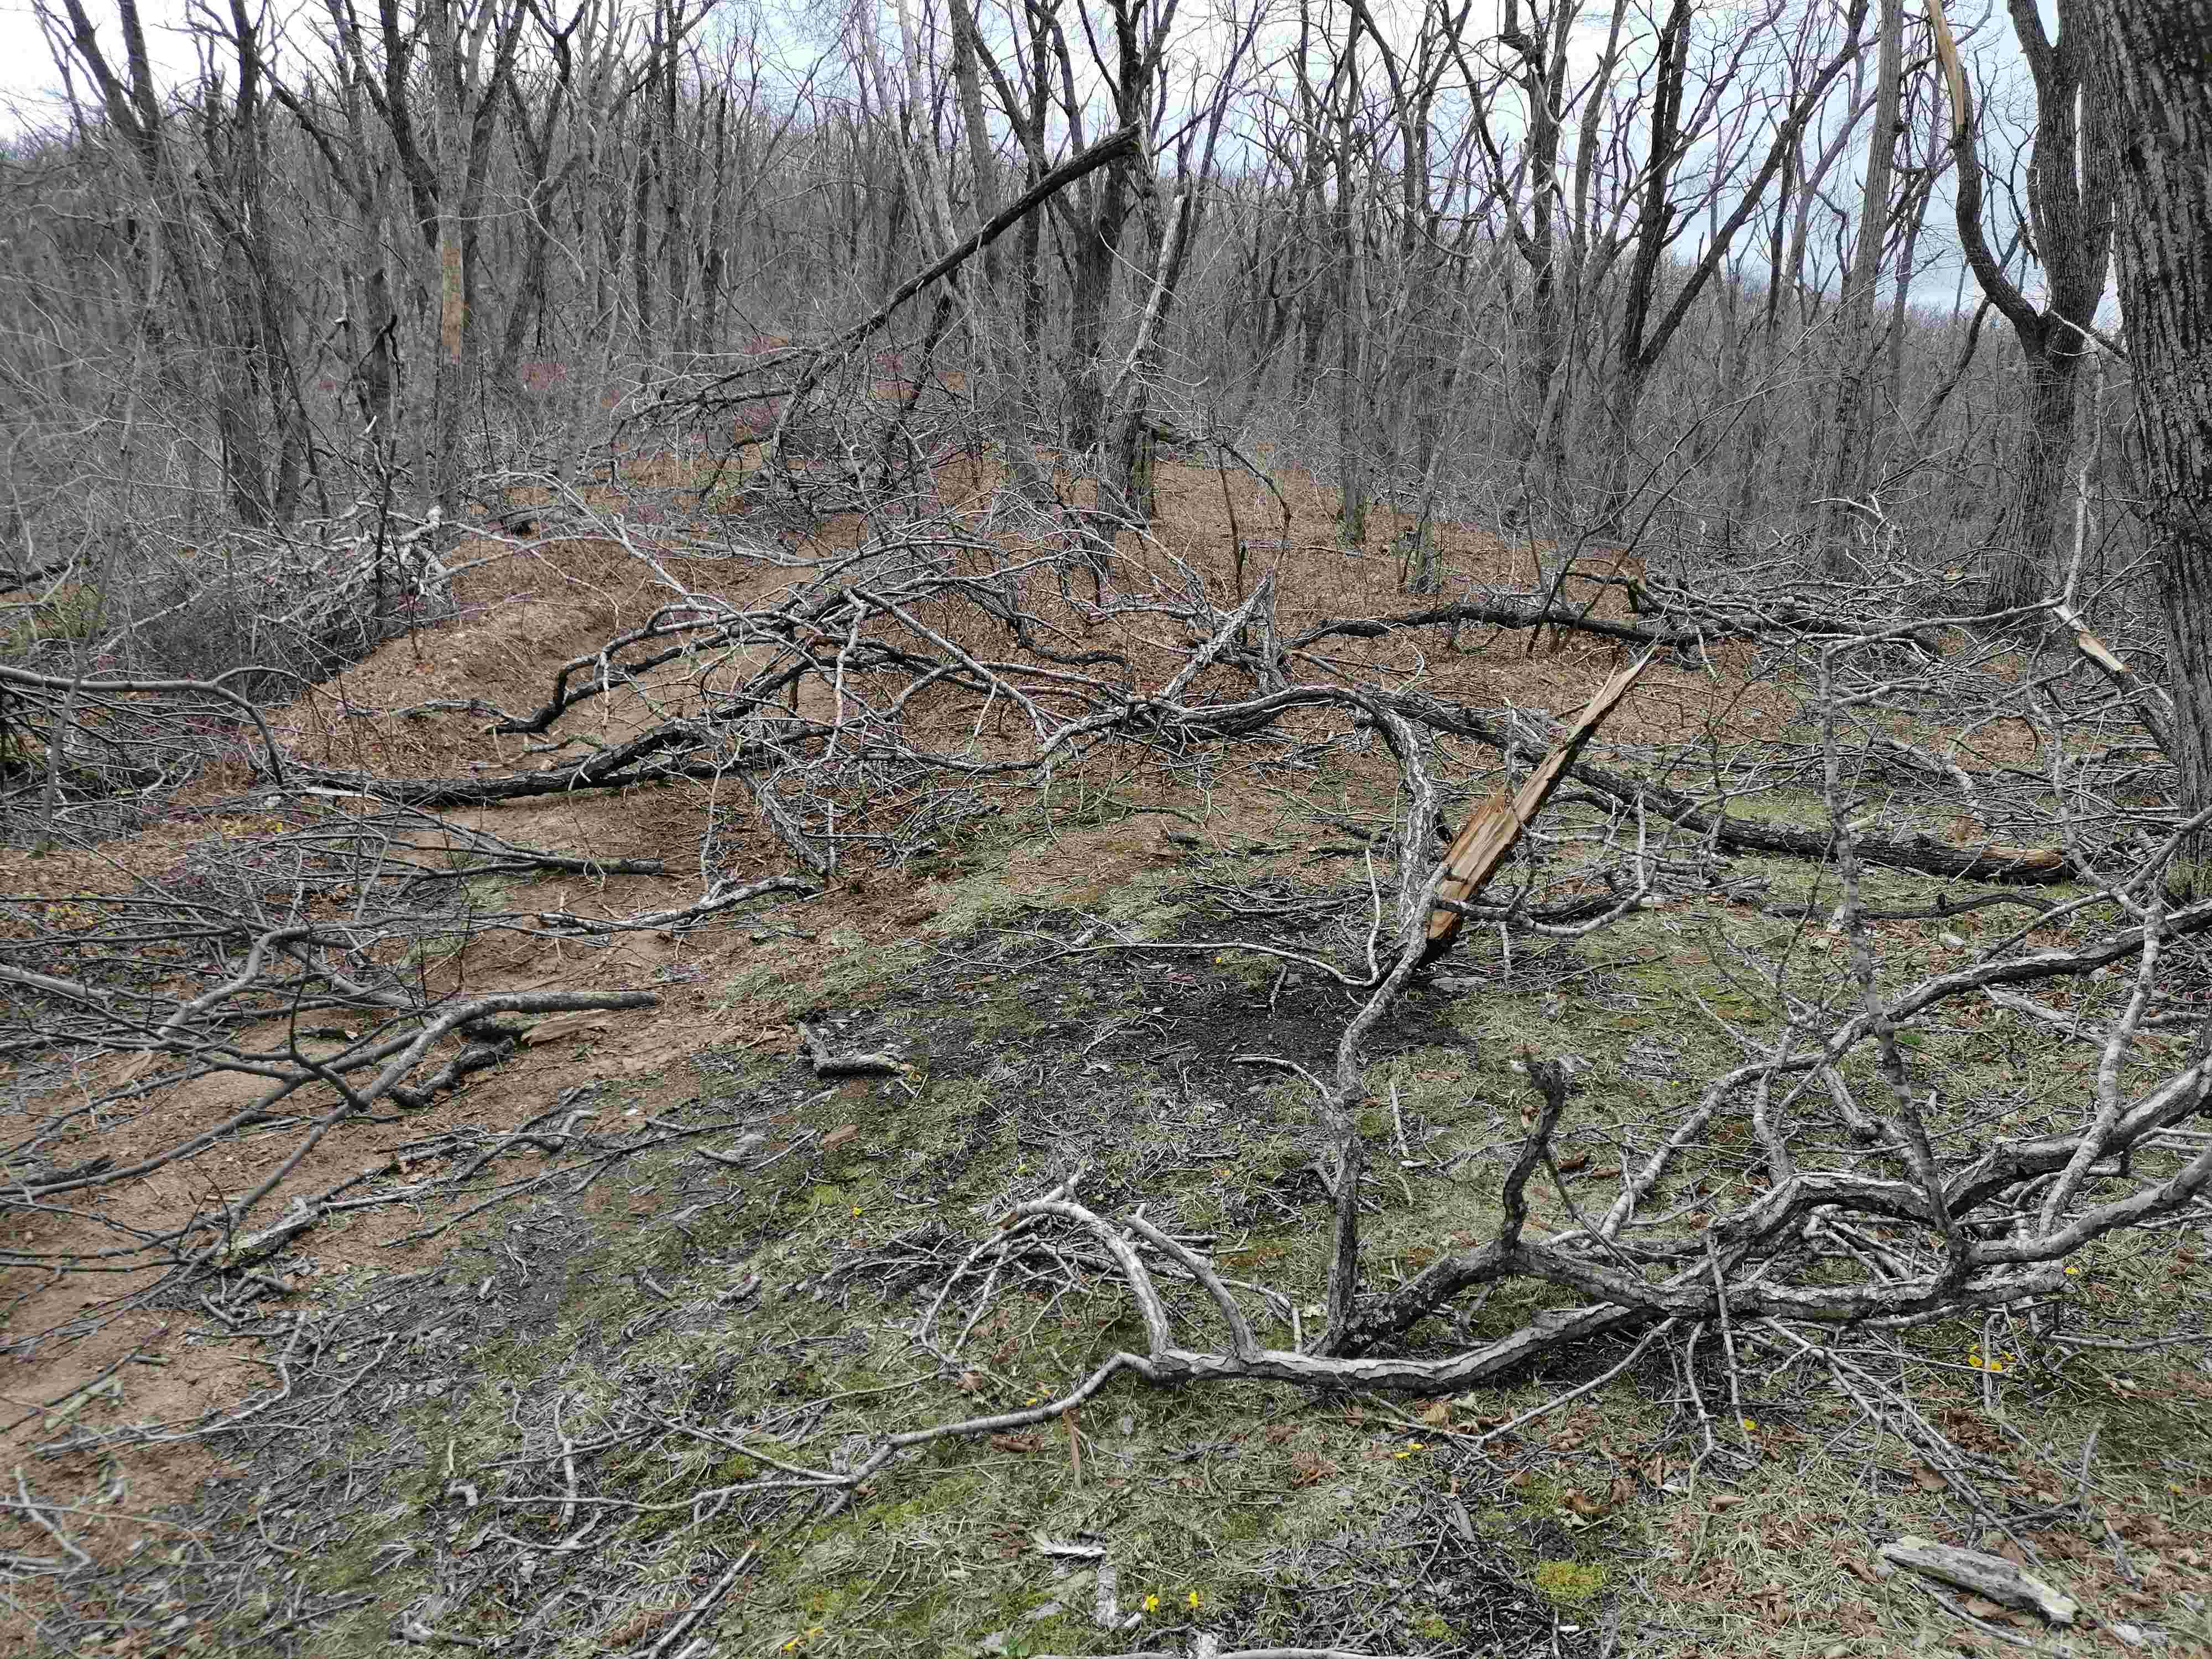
[1910,1464,1948,1493]
[820,1123,859,1152]
[989,1433,1042,1454]
[1419,1401,1451,1427]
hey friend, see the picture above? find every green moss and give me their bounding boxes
[1533,1557,1609,1606]
[1504,1473,1569,1512]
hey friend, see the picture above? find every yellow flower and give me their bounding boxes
[1740,1417,1757,1432]
[851,1204,862,1216]
[2065,1265,2079,1276]
[1187,1590,1202,1610]
[1143,1594,1159,1613]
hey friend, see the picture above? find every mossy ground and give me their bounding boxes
[13,771,2212,1657]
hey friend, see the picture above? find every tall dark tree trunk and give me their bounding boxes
[2087,1,2212,834]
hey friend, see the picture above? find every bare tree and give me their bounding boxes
[1598,0,1871,532]
[44,0,312,526]
[1929,0,2115,613]
[1814,0,1905,561]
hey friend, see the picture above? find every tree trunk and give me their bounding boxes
[428,0,469,523]
[1817,0,1905,564]
[1506,1,1573,509]
[949,0,1001,297]
[2086,1,2212,837]
[1335,71,1369,549]
[1984,342,2087,611]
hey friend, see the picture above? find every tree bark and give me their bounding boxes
[2086,2,2212,840]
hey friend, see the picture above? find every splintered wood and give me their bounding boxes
[1877,1535,2080,1626]
[1423,649,1656,961]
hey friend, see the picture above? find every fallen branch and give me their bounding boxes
[1879,1535,2079,1626]
[799,1021,904,1078]
[1423,649,1655,961]
[1373,686,2078,884]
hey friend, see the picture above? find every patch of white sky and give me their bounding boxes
[0,0,2065,316]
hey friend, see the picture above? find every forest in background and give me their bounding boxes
[0,0,2142,642]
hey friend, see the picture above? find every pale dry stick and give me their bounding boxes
[200,991,659,1244]
[41,1313,312,1453]
[2039,885,2166,1236]
[0,661,293,787]
[9,1468,91,1571]
[1745,1044,1797,1186]
[1704,1232,1754,1450]
[912,1175,1084,1349]
[1120,1214,1260,1363]
[857,587,1053,740]
[1453,1318,1682,1457]
[1752,1320,2020,1530]
[152,925,337,1046]
[643,1543,758,1659]
[21,990,654,1208]
[1902,1580,2070,1653]
[191,1052,380,1263]
[1975,1083,2212,1263]
[948,1250,1014,1359]
[555,1393,579,1531]
[1677,1324,1725,1480]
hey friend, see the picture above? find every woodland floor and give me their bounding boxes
[2,460,2209,1657]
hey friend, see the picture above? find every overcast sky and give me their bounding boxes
[0,0,2059,317]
